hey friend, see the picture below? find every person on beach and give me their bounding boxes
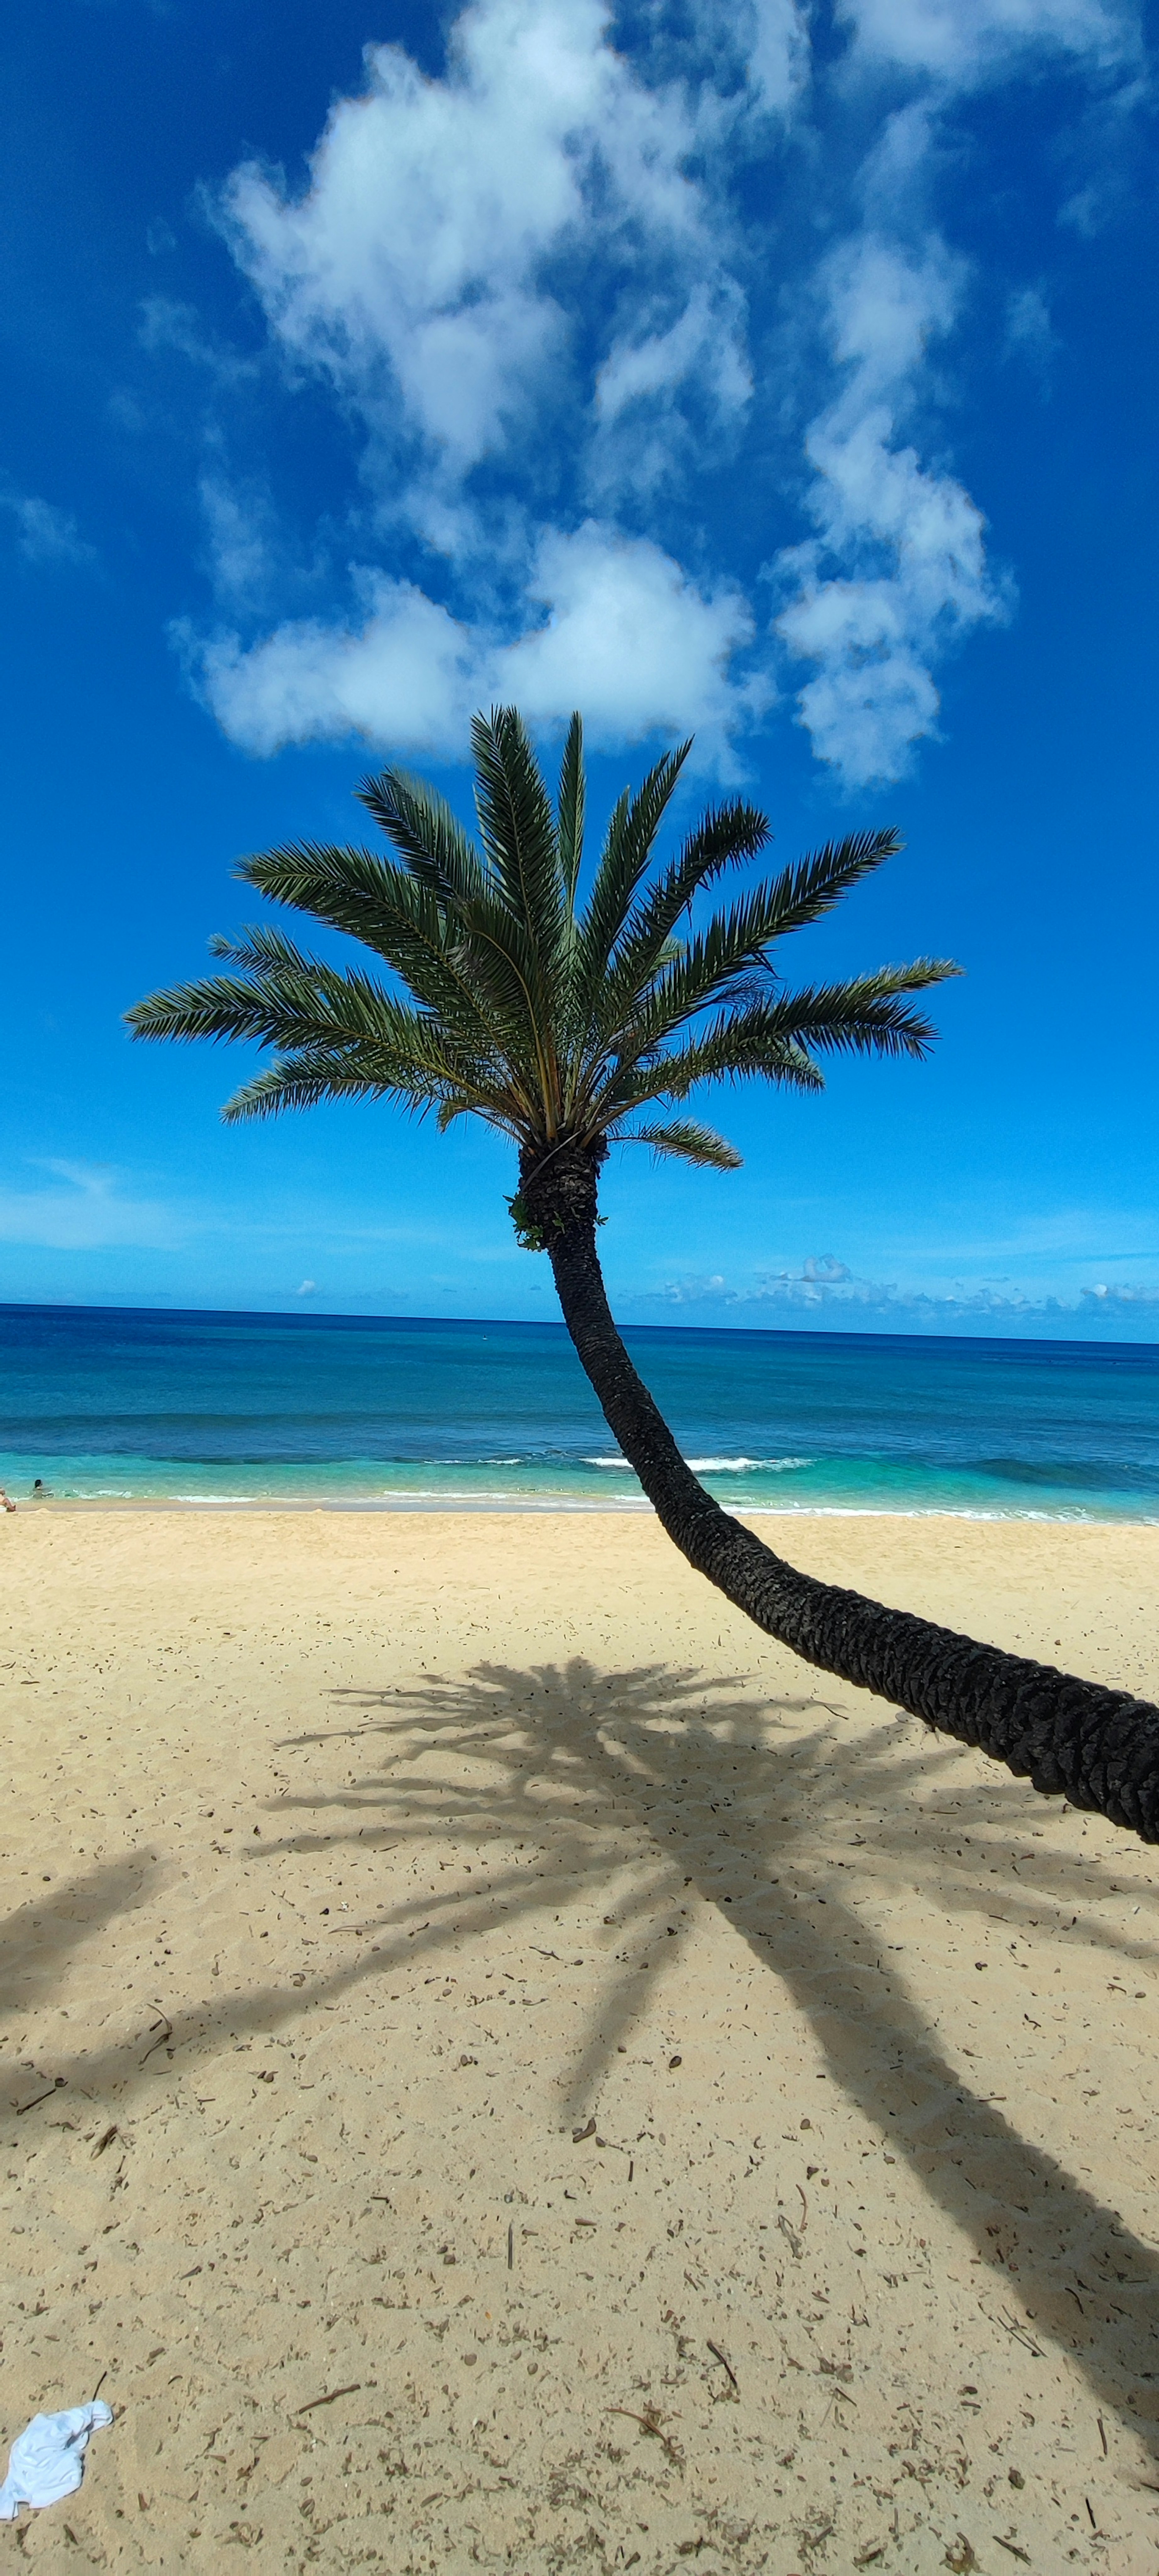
[0,1489,15,1513]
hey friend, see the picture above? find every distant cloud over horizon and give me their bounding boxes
[163,0,1140,784]
[645,1253,1159,1338]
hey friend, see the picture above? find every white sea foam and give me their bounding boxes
[587,1454,812,1474]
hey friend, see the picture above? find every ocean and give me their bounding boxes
[1,1301,1157,1518]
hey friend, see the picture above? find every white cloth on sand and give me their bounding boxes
[0,2401,113,2518]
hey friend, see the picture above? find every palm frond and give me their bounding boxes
[556,713,585,913]
[234,840,538,1074]
[571,741,692,1006]
[129,941,451,1057]
[598,799,771,1036]
[219,1040,520,1130]
[742,964,961,1059]
[622,1119,744,1170]
[616,878,945,1067]
[593,963,958,1125]
[356,767,488,909]
[599,1019,826,1117]
[471,706,565,961]
[749,829,904,942]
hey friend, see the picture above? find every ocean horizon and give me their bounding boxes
[2,1299,1157,1521]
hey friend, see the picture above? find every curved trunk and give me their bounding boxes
[521,1141,1159,1843]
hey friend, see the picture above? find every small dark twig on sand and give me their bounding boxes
[608,2407,684,2468]
[993,2307,1044,2359]
[297,2384,362,2415]
[15,2076,66,2115]
[706,2341,738,2391]
[139,2016,173,2068]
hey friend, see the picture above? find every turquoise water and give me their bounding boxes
[1,1303,1157,1518]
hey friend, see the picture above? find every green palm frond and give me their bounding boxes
[556,713,585,913]
[235,840,541,1082]
[596,799,771,1039]
[610,862,933,1073]
[599,1019,826,1119]
[471,707,565,966]
[624,1119,744,1170]
[220,1039,518,1130]
[745,964,961,1058]
[356,767,488,910]
[743,829,904,942]
[594,967,953,1125]
[571,741,691,1005]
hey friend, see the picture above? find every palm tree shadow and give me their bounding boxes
[305,1653,1159,2449]
[0,1855,161,2111]
[16,1661,1159,2450]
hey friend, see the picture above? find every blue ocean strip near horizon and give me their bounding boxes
[1,1302,1157,1520]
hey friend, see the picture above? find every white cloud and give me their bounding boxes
[660,0,810,113]
[181,0,765,765]
[774,235,1006,781]
[595,283,750,431]
[491,524,757,742]
[195,576,478,758]
[745,0,811,107]
[836,0,1137,82]
[1,491,95,571]
[652,1253,1159,1335]
[139,296,258,385]
[220,0,711,485]
[198,520,759,758]
[166,0,1137,785]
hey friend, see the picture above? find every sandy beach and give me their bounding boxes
[2,1507,1159,2572]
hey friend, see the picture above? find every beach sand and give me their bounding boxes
[3,1508,1159,2573]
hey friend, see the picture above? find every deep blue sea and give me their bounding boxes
[1,1302,1157,1518]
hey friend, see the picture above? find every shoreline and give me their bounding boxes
[9,1490,1159,1523]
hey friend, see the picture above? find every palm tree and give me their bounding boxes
[126,707,1159,1840]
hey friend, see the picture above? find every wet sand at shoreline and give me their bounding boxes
[2,1508,1159,2572]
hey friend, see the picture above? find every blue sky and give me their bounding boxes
[1,0,1156,1336]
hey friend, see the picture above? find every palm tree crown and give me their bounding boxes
[126,707,957,1219]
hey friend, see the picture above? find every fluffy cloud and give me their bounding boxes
[660,0,810,112]
[199,521,757,757]
[196,578,478,758]
[221,0,718,486]
[172,0,1139,781]
[775,236,1006,781]
[491,524,756,739]
[837,0,1137,80]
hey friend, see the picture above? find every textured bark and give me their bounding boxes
[519,1139,1159,1842]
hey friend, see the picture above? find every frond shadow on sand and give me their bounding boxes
[8,1653,1159,2453]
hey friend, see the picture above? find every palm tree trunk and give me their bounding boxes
[522,1141,1159,1842]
